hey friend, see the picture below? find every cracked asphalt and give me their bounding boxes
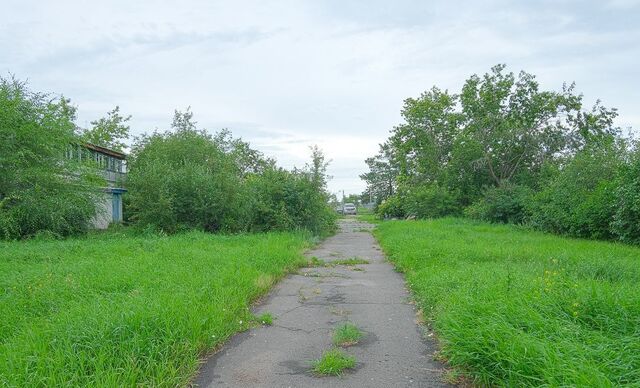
[194,218,450,387]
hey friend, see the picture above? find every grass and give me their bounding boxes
[311,349,356,376]
[333,323,363,347]
[356,208,380,224]
[308,256,326,267]
[253,313,274,326]
[374,218,640,386]
[332,257,369,266]
[0,230,310,386]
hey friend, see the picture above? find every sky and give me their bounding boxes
[2,0,639,196]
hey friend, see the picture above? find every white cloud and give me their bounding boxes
[2,0,639,195]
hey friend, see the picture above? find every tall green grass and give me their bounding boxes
[375,218,640,386]
[0,230,309,386]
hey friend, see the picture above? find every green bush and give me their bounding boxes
[127,111,336,236]
[465,183,532,224]
[376,194,406,219]
[247,167,336,235]
[528,144,624,239]
[404,185,459,218]
[127,126,246,233]
[612,152,640,244]
[0,77,102,239]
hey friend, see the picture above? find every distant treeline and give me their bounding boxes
[362,64,640,244]
[0,76,336,239]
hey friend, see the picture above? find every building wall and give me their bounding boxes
[93,193,114,230]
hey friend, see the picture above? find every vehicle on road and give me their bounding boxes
[343,203,357,215]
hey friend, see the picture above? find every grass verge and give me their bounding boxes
[0,230,309,386]
[333,323,363,347]
[374,218,640,386]
[311,349,356,376]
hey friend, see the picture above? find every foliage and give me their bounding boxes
[362,64,636,243]
[376,194,406,219]
[460,65,581,186]
[528,141,625,239]
[333,323,363,347]
[376,219,640,386]
[403,184,459,219]
[611,150,640,244]
[127,109,336,235]
[360,143,398,205]
[246,165,336,236]
[311,349,356,376]
[465,183,533,224]
[80,106,131,152]
[0,77,103,239]
[127,110,244,233]
[390,87,463,187]
[0,230,309,386]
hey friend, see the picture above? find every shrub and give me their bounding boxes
[247,166,336,236]
[465,183,532,224]
[376,194,406,219]
[0,77,102,239]
[127,125,246,233]
[612,152,640,244]
[127,111,336,236]
[404,185,459,218]
[528,144,625,238]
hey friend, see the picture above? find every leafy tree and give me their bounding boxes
[214,129,274,176]
[363,64,636,243]
[0,77,103,239]
[460,65,581,187]
[81,106,131,152]
[360,143,399,205]
[388,87,462,186]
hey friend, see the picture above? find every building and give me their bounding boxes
[69,143,127,229]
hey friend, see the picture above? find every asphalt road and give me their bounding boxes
[195,218,450,387]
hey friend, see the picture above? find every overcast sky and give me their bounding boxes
[2,0,639,196]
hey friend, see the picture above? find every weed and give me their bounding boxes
[311,349,356,376]
[254,313,274,326]
[332,257,369,266]
[333,323,363,347]
[308,256,326,267]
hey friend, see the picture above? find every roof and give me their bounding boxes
[83,143,127,160]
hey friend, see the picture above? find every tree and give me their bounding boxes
[362,64,635,242]
[305,145,332,192]
[0,76,103,239]
[82,106,131,152]
[214,129,274,176]
[388,87,463,186]
[460,64,581,187]
[360,143,399,205]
